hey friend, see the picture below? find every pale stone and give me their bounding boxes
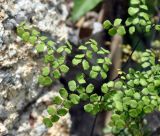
[0,0,71,135]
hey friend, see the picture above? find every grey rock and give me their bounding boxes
[15,11,28,24]
[30,124,46,136]
[0,0,71,135]
[0,23,4,49]
[8,49,17,58]
[0,105,8,120]
[3,19,17,30]
[0,123,8,135]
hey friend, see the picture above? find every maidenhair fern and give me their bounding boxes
[103,0,160,35]
[16,0,160,135]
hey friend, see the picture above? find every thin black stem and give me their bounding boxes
[90,113,99,136]
[122,38,141,70]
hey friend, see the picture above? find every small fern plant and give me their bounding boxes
[16,0,160,135]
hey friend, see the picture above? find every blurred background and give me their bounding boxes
[1,0,160,136]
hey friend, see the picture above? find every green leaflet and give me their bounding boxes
[84,104,94,112]
[42,67,50,76]
[103,20,112,29]
[59,65,69,73]
[69,94,80,104]
[38,75,52,86]
[57,108,68,116]
[47,106,56,115]
[101,83,109,93]
[59,88,68,99]
[43,118,52,128]
[53,96,62,105]
[82,60,90,70]
[51,115,60,122]
[68,80,77,91]
[86,84,94,93]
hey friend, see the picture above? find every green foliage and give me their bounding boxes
[103,0,156,36]
[73,39,110,80]
[104,18,126,36]
[16,1,160,135]
[71,0,102,21]
[17,22,72,86]
[16,23,111,126]
[107,53,160,134]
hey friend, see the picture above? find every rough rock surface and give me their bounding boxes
[0,0,71,135]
